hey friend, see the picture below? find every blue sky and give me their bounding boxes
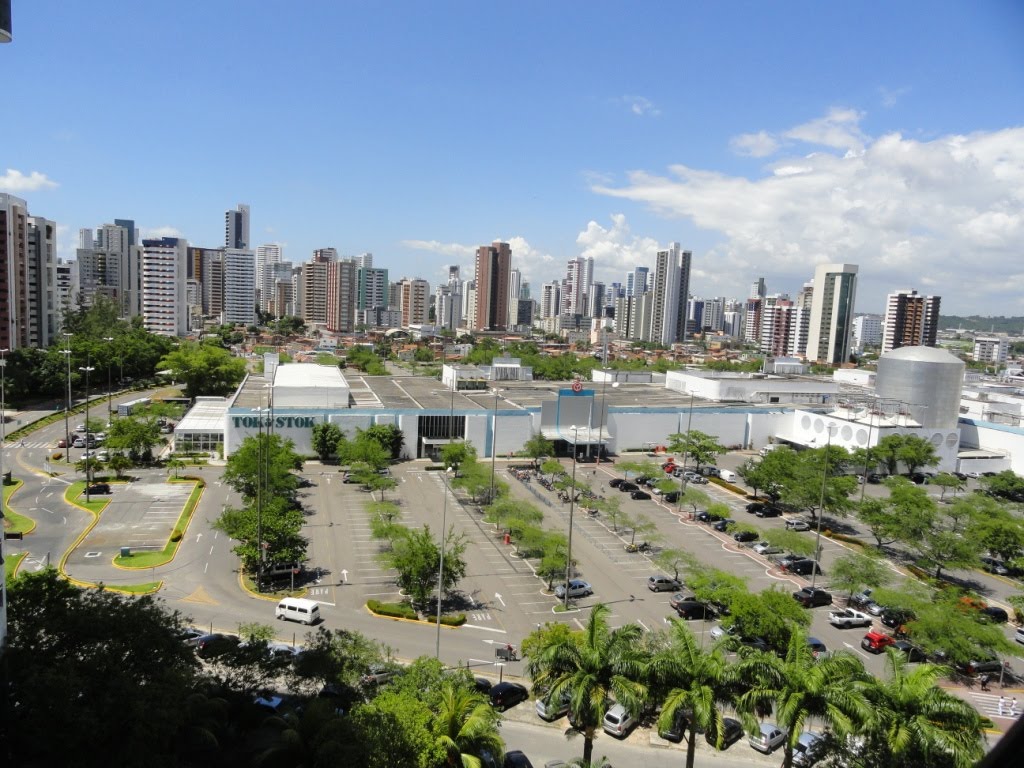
[2,1,1023,315]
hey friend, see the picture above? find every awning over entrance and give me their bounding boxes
[539,425,610,445]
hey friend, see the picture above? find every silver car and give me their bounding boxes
[753,541,782,555]
[554,579,593,599]
[750,723,787,753]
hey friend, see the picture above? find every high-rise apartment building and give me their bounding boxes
[222,249,256,325]
[357,267,389,311]
[645,242,690,345]
[326,259,358,333]
[540,281,560,320]
[78,220,142,319]
[398,277,430,326]
[141,237,189,336]
[759,296,809,357]
[974,336,1009,365]
[473,241,511,331]
[508,268,522,328]
[750,277,766,299]
[300,251,335,326]
[852,314,883,351]
[806,263,858,365]
[628,267,648,297]
[882,289,941,354]
[255,244,283,310]
[1,194,59,349]
[225,204,250,250]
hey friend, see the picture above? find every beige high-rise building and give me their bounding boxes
[326,259,357,333]
[473,241,511,331]
[399,277,430,326]
[882,289,941,354]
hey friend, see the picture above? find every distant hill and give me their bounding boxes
[939,316,1024,334]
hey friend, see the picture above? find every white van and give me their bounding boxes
[718,469,738,483]
[275,597,321,625]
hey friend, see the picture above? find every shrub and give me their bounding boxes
[52,452,63,461]
[170,532,182,543]
[439,613,466,626]
[367,599,417,620]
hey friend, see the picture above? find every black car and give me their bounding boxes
[675,601,715,620]
[958,658,1003,677]
[618,482,639,493]
[474,677,493,693]
[663,491,680,503]
[489,682,529,710]
[892,641,927,663]
[705,717,744,750]
[866,473,885,484]
[194,633,240,659]
[503,750,535,768]
[793,587,832,608]
[907,472,930,485]
[881,608,915,630]
[734,635,770,653]
[695,510,725,523]
[609,478,624,488]
[658,708,689,743]
[712,518,735,532]
[980,606,1009,624]
[630,490,652,500]
[745,502,766,514]
[87,482,111,494]
[755,506,781,518]
[733,530,758,543]
[785,559,823,577]
[634,475,651,485]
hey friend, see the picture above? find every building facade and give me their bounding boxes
[473,241,512,331]
[805,263,858,365]
[882,289,941,354]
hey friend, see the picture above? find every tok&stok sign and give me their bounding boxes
[231,415,317,429]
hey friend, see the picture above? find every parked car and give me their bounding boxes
[892,640,927,663]
[712,518,736,532]
[829,608,872,628]
[630,490,652,500]
[669,592,696,611]
[755,506,781,518]
[980,556,1009,575]
[705,717,743,750]
[689,475,709,484]
[658,708,688,743]
[733,530,759,543]
[662,491,680,503]
[1015,626,1024,645]
[806,637,828,658]
[745,502,766,514]
[752,541,782,555]
[675,601,715,620]
[535,690,570,721]
[708,624,734,641]
[848,589,875,610]
[785,518,811,531]
[793,731,826,767]
[695,510,725,523]
[866,473,885,484]
[618,482,638,493]
[749,723,787,753]
[785,559,823,577]
[503,751,535,768]
[793,587,832,608]
[57,438,68,447]
[489,682,529,710]
[958,658,1003,677]
[648,574,682,592]
[86,482,111,494]
[861,630,895,654]
[609,478,624,488]
[194,633,240,659]
[602,703,637,738]
[735,635,771,653]
[554,579,593,599]
[880,608,915,630]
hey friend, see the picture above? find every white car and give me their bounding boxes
[753,541,782,555]
[785,518,811,531]
[708,624,734,641]
[749,723,788,753]
[554,579,593,600]
[828,608,873,629]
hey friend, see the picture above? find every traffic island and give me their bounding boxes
[366,599,466,626]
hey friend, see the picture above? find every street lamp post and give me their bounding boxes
[676,391,695,519]
[63,332,72,456]
[80,363,95,502]
[811,423,838,589]
[103,337,114,418]
[563,425,580,610]
[435,465,453,658]
[489,387,502,504]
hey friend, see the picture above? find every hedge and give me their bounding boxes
[367,599,417,620]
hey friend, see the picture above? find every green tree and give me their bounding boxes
[413,346,436,363]
[931,472,965,501]
[828,550,892,601]
[980,469,1024,503]
[432,680,504,767]
[359,423,405,460]
[311,422,344,461]
[969,505,1024,563]
[157,339,247,398]
[441,442,473,473]
[525,604,647,766]
[760,528,817,557]
[214,494,308,574]
[4,569,200,764]
[386,525,468,611]
[856,650,985,768]
[724,587,810,652]
[523,432,554,468]
[655,548,698,582]
[896,434,941,474]
[106,412,163,462]
[666,429,726,471]
[223,432,303,503]
[650,619,736,768]
[677,487,710,519]
[737,629,870,768]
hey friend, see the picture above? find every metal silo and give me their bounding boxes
[876,346,964,429]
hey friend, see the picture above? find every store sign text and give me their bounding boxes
[231,416,317,429]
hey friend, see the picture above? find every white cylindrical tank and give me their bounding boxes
[876,346,964,429]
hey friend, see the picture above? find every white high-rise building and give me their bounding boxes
[225,203,250,249]
[508,268,522,328]
[806,263,858,365]
[852,314,883,351]
[540,281,560,320]
[222,249,256,325]
[256,244,282,310]
[974,336,1009,365]
[645,242,690,345]
[141,237,189,336]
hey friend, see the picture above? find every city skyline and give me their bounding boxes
[2,2,1023,315]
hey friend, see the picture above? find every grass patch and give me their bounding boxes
[3,480,35,534]
[114,479,204,568]
[108,582,161,594]
[65,481,111,514]
[4,551,26,580]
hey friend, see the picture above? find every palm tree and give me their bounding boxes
[736,628,870,768]
[433,680,504,767]
[855,649,984,768]
[649,619,735,768]
[525,604,648,766]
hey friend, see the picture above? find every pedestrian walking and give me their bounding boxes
[979,673,991,691]
[999,696,1009,715]
[1011,698,1019,718]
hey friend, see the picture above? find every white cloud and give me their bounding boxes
[575,214,662,282]
[401,239,476,257]
[139,226,184,240]
[730,131,780,158]
[591,110,1024,312]
[879,86,910,108]
[783,107,867,151]
[620,95,660,117]
[0,168,58,192]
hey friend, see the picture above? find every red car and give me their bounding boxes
[57,438,68,448]
[861,630,895,654]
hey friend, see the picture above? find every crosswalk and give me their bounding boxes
[969,691,1022,719]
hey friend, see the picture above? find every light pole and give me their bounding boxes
[596,372,619,466]
[435,465,453,658]
[103,337,114,418]
[811,423,838,589]
[676,391,695,519]
[563,425,580,610]
[489,387,503,504]
[859,398,877,504]
[80,363,95,502]
[0,349,7,516]
[62,332,72,456]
